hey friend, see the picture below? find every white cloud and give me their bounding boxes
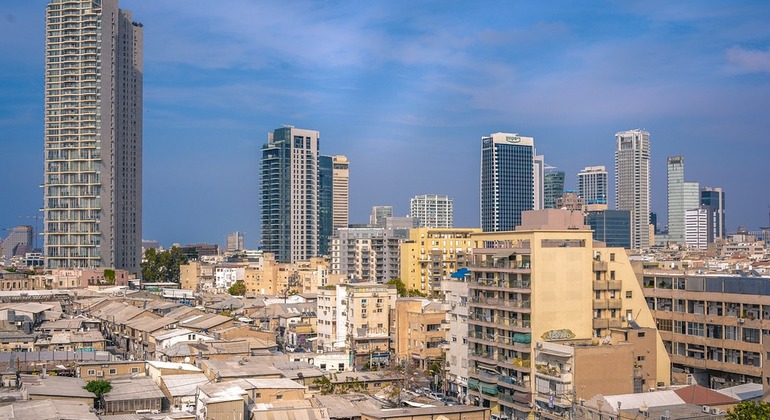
[726,46,770,74]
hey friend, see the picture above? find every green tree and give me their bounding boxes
[85,379,112,409]
[727,401,770,419]
[103,269,116,284]
[228,280,246,296]
[387,277,406,296]
[314,375,335,395]
[141,246,189,283]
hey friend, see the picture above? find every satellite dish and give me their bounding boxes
[184,356,191,364]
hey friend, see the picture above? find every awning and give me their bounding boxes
[513,333,531,344]
[480,383,498,396]
[493,251,515,259]
[467,378,480,390]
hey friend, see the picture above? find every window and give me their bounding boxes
[131,367,139,373]
[626,291,632,299]
[320,364,326,369]
[338,363,344,370]
[87,369,96,376]
[610,253,615,262]
[638,332,646,338]
[255,392,262,398]
[109,368,117,375]
[637,356,645,361]
[610,271,616,280]
[276,394,283,400]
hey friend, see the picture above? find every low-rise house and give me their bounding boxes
[195,382,249,420]
[146,361,203,386]
[330,372,400,395]
[361,406,491,420]
[200,357,283,382]
[20,374,95,407]
[271,361,326,391]
[178,312,235,332]
[250,400,328,420]
[0,399,98,419]
[76,360,145,381]
[151,328,216,352]
[157,340,251,364]
[0,332,38,352]
[34,330,106,352]
[38,317,101,334]
[123,315,179,358]
[103,377,165,415]
[159,372,210,413]
[313,394,387,420]
[226,377,306,403]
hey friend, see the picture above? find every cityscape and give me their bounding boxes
[1,1,770,419]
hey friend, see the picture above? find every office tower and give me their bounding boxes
[700,187,726,241]
[1,225,34,264]
[466,210,670,419]
[585,210,631,249]
[649,212,658,234]
[226,232,244,252]
[666,156,700,244]
[43,0,143,273]
[369,206,393,227]
[578,166,608,210]
[261,126,319,263]
[615,129,650,250]
[410,194,454,228]
[533,155,545,210]
[480,133,535,232]
[543,167,565,209]
[685,208,709,250]
[319,155,333,256]
[332,156,349,230]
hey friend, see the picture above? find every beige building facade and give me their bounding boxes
[465,210,670,419]
[400,228,479,293]
[393,298,448,370]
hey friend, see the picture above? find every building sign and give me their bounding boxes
[541,329,575,341]
[505,136,521,143]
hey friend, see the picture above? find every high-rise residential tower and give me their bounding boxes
[261,126,319,263]
[480,133,535,232]
[43,0,143,273]
[226,232,244,252]
[369,206,393,227]
[331,156,349,230]
[410,194,453,228]
[615,129,650,250]
[700,187,726,242]
[543,167,565,209]
[666,156,700,245]
[578,166,608,209]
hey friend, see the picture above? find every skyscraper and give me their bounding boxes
[615,130,650,250]
[480,132,535,232]
[533,155,545,210]
[685,208,710,250]
[666,156,699,244]
[578,166,608,209]
[226,232,245,252]
[410,194,453,228]
[700,187,726,242]
[261,126,319,263]
[369,206,393,227]
[43,0,143,273]
[318,155,333,256]
[1,225,34,265]
[331,156,349,230]
[543,168,565,209]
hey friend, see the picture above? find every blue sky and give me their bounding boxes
[2,1,770,249]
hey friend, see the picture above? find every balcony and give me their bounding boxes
[592,318,609,329]
[593,261,608,271]
[593,280,609,290]
[607,299,622,310]
[592,299,609,310]
[607,280,622,290]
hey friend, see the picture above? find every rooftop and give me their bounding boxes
[103,377,165,401]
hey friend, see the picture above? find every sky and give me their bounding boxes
[1,1,770,249]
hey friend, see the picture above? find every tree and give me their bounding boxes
[103,269,116,284]
[314,375,335,395]
[727,401,770,419]
[228,280,246,296]
[85,379,112,409]
[141,246,189,283]
[387,277,406,296]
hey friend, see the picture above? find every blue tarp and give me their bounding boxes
[451,268,470,279]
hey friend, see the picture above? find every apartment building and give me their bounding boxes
[399,228,479,293]
[465,210,670,420]
[642,269,770,388]
[317,283,397,369]
[441,276,471,401]
[393,298,449,370]
[330,227,407,283]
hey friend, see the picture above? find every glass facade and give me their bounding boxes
[543,171,565,209]
[585,210,631,249]
[481,134,534,232]
[318,155,333,256]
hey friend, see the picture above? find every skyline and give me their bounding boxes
[2,1,770,249]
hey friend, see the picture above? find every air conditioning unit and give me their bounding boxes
[701,405,710,414]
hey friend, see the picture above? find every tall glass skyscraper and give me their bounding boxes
[543,168,565,209]
[318,155,333,256]
[615,130,650,250]
[481,133,535,232]
[700,187,726,242]
[43,0,143,273]
[261,126,319,263]
[667,156,699,244]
